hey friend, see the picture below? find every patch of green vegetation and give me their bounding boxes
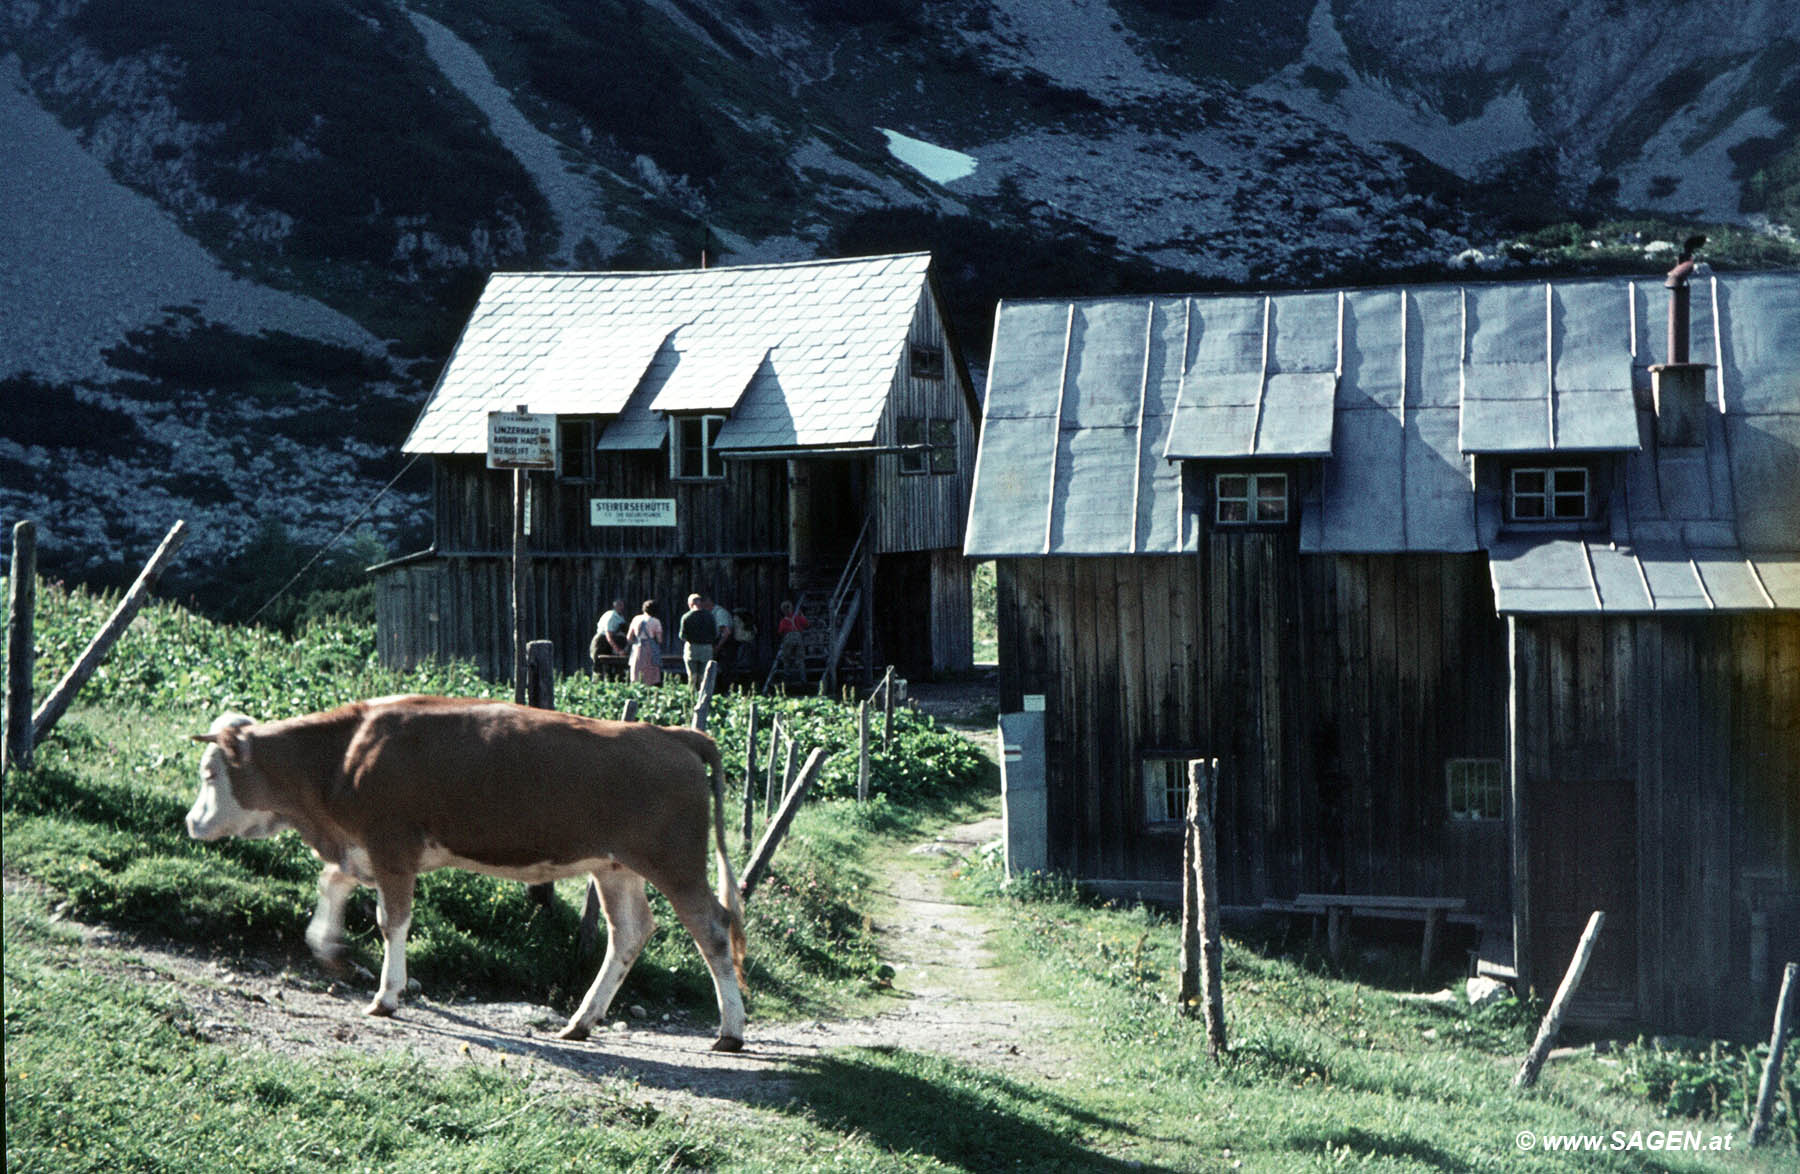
[946,847,1798,1169]
[3,892,734,1171]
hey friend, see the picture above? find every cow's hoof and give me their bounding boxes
[557,1023,590,1042]
[364,1000,397,1018]
[711,1035,744,1053]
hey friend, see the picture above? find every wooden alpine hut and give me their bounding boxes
[966,267,1799,1035]
[374,252,977,685]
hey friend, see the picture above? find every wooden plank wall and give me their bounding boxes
[995,546,1511,912]
[432,453,789,559]
[1511,613,1800,1037]
[871,288,978,555]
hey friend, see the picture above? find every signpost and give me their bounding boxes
[488,408,557,701]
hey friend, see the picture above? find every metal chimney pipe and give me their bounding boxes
[1665,257,1695,365]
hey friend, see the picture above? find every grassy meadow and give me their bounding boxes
[4,579,1796,1171]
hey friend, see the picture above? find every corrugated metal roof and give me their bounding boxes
[403,253,932,456]
[967,273,1799,615]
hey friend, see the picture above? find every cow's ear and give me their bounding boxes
[190,733,219,744]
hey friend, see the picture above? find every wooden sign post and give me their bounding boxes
[487,406,556,703]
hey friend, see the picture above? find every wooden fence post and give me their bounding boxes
[1515,910,1606,1089]
[741,701,758,856]
[510,464,528,704]
[741,748,827,900]
[857,700,870,802]
[782,735,799,802]
[881,665,895,748]
[764,717,781,812]
[1192,759,1227,1059]
[5,520,36,775]
[1177,766,1200,1015]
[524,640,556,906]
[1750,961,1797,1147]
[32,520,188,747]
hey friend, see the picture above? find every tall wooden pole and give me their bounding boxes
[1191,759,1227,1058]
[1515,910,1606,1089]
[5,520,36,774]
[511,466,528,704]
[1177,767,1200,1014]
[33,519,188,746]
[1750,962,1797,1147]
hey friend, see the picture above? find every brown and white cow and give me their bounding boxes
[185,695,747,1050]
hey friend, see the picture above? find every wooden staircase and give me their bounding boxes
[766,516,874,693]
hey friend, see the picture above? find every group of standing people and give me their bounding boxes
[588,593,764,687]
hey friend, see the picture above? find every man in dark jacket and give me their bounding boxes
[678,593,718,687]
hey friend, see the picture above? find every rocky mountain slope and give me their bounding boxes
[2,0,1795,607]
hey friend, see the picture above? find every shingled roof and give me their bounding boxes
[965,271,1800,614]
[403,252,935,456]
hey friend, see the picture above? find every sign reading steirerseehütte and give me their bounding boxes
[487,410,557,471]
[590,499,677,527]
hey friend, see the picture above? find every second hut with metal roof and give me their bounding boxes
[967,267,1800,1037]
[376,251,979,687]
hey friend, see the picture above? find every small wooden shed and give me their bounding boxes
[966,270,1800,1035]
[374,252,978,683]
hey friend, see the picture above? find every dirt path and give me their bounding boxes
[47,807,1071,1119]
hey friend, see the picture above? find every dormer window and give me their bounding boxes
[670,415,725,480]
[1509,466,1588,522]
[1215,471,1289,526]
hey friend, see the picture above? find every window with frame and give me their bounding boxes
[1215,471,1289,525]
[1509,466,1589,521]
[669,414,725,480]
[1446,758,1504,821]
[558,419,596,481]
[909,343,945,380]
[1142,758,1190,826]
[928,418,956,473]
[897,416,927,475]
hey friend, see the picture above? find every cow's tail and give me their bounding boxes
[674,727,747,989]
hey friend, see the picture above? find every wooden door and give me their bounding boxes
[1526,777,1638,1017]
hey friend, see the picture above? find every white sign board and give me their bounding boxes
[487,411,557,471]
[590,498,677,527]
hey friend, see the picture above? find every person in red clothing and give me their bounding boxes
[773,600,809,687]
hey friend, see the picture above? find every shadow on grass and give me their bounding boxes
[777,1046,1174,1173]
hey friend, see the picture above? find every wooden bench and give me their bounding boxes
[1264,894,1469,977]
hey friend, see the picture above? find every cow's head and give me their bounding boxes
[186,713,285,841]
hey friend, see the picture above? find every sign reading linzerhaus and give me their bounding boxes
[590,498,677,527]
[486,411,557,471]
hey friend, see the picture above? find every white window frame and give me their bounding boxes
[1142,758,1190,826]
[1446,758,1504,821]
[1509,466,1589,522]
[669,414,726,481]
[1215,471,1289,525]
